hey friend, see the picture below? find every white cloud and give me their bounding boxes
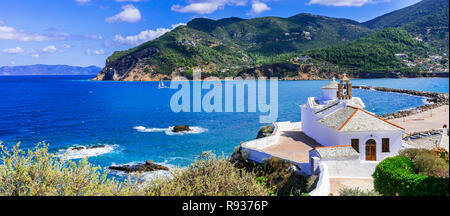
[31,53,40,59]
[0,24,49,41]
[115,0,146,2]
[0,23,100,42]
[86,49,106,55]
[112,23,186,46]
[2,47,24,54]
[61,44,71,49]
[94,49,105,55]
[247,1,271,16]
[105,4,142,23]
[307,0,382,7]
[42,45,57,53]
[75,0,90,4]
[171,3,222,14]
[171,0,248,14]
[86,34,104,40]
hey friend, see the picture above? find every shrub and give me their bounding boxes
[0,142,139,196]
[232,149,311,196]
[399,148,431,161]
[373,155,449,196]
[400,148,449,178]
[339,187,381,196]
[414,153,449,178]
[256,125,274,139]
[0,143,269,196]
[143,153,269,196]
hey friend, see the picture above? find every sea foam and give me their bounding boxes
[133,126,207,135]
[59,144,119,160]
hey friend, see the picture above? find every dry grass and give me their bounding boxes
[0,143,269,196]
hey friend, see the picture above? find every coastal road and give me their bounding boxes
[391,105,449,135]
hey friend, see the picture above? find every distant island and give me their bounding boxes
[94,0,448,81]
[0,64,101,76]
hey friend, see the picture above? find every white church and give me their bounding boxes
[243,74,407,175]
[301,74,405,162]
[242,74,410,195]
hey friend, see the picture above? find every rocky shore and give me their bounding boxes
[354,85,449,120]
[70,145,106,151]
[109,160,170,173]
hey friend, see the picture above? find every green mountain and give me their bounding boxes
[94,0,448,81]
[94,13,372,81]
[308,28,434,77]
[363,0,449,51]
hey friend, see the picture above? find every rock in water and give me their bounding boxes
[70,145,106,151]
[173,125,191,133]
[109,160,170,173]
[89,145,105,149]
[71,147,85,151]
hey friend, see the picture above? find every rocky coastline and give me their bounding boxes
[109,160,170,173]
[70,145,106,151]
[354,85,449,120]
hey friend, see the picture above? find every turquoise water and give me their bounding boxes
[0,76,448,175]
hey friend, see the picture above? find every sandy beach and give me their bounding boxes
[391,105,449,135]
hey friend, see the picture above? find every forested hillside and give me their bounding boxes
[94,0,448,81]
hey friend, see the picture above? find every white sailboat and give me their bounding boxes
[158,79,168,89]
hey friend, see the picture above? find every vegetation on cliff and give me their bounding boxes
[363,0,449,51]
[0,143,269,196]
[96,13,373,81]
[230,145,318,196]
[308,28,434,77]
[95,0,448,81]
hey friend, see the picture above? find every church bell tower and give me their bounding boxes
[337,73,352,100]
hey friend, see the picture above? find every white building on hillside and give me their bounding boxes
[302,74,405,162]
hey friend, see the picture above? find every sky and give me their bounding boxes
[0,0,422,68]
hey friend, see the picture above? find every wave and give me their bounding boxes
[59,144,119,160]
[133,126,208,135]
[422,97,434,105]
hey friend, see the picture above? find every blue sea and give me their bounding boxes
[0,76,448,177]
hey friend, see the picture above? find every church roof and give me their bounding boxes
[315,145,359,160]
[314,100,340,114]
[318,106,405,132]
[321,80,339,89]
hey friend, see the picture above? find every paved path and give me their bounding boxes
[262,127,322,163]
[405,134,442,149]
[391,105,449,135]
[329,177,374,196]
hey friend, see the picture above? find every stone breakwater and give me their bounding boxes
[353,86,449,120]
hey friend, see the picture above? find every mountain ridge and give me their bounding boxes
[94,0,448,81]
[0,64,101,76]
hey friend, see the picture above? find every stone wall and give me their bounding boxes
[353,85,449,120]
